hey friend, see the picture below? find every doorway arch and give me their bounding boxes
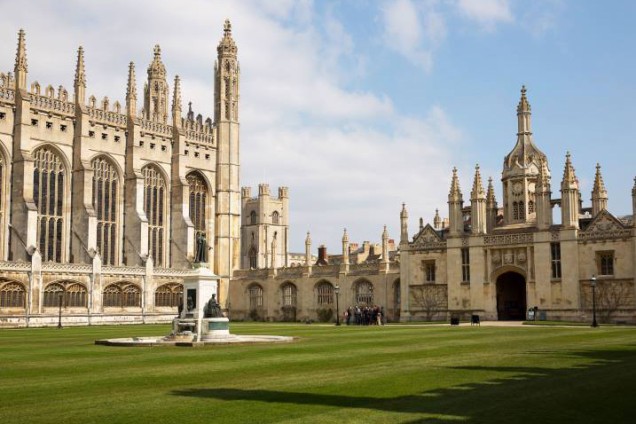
[496,271,526,320]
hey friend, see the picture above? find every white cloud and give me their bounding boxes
[380,0,446,71]
[456,0,514,31]
[0,0,466,252]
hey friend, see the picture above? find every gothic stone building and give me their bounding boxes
[0,22,241,326]
[230,87,636,324]
[399,87,636,323]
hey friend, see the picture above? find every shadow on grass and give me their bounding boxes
[172,348,636,423]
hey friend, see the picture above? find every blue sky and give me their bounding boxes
[1,0,634,253]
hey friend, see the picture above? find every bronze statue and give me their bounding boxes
[194,233,207,263]
[204,294,223,318]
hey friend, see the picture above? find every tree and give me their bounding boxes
[411,284,448,321]
[583,280,634,323]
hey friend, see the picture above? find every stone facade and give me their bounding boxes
[399,87,636,323]
[0,22,241,326]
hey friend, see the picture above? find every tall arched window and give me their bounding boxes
[272,211,279,224]
[355,280,374,305]
[248,284,263,309]
[33,147,66,262]
[249,245,257,269]
[316,282,334,306]
[43,281,87,307]
[92,157,119,265]
[155,283,183,307]
[250,210,257,225]
[0,154,4,256]
[282,282,297,307]
[0,281,25,308]
[142,165,166,267]
[187,172,208,249]
[103,282,141,307]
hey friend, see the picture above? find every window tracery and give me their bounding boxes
[34,147,66,262]
[92,157,119,265]
[187,173,208,252]
[282,283,297,307]
[155,283,183,307]
[103,282,141,307]
[355,280,374,305]
[43,281,87,307]
[142,165,166,267]
[249,284,263,309]
[0,281,25,308]
[317,282,334,306]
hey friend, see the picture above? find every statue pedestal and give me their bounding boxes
[201,317,231,341]
[180,266,220,341]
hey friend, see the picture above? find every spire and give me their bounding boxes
[537,159,551,192]
[449,167,463,201]
[74,46,86,105]
[147,44,166,79]
[433,209,441,230]
[591,163,608,216]
[486,177,497,207]
[305,231,312,267]
[342,228,349,243]
[400,203,409,244]
[382,225,389,240]
[561,151,578,189]
[471,164,485,200]
[126,61,137,117]
[172,75,182,126]
[14,29,27,90]
[381,225,389,264]
[218,19,238,56]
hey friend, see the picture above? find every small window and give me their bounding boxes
[0,112,6,120]
[551,242,562,279]
[60,124,67,132]
[461,248,470,283]
[272,211,280,224]
[101,133,107,140]
[161,145,166,151]
[205,154,210,160]
[250,210,257,225]
[140,141,144,146]
[597,251,614,276]
[194,152,199,158]
[46,121,53,129]
[114,135,120,142]
[31,119,38,126]
[150,143,155,149]
[184,150,189,155]
[423,260,436,283]
[89,130,95,138]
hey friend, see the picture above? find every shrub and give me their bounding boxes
[316,308,333,323]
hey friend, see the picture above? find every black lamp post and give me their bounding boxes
[57,292,63,329]
[591,275,598,328]
[335,284,341,326]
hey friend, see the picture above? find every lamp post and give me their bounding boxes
[334,284,341,326]
[591,275,598,328]
[57,292,63,329]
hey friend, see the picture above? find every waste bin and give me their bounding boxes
[527,308,535,321]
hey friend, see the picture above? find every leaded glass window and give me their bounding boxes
[103,282,141,307]
[0,281,25,308]
[43,281,87,307]
[282,283,297,307]
[33,147,66,262]
[355,280,374,305]
[249,284,263,309]
[92,157,119,265]
[155,283,183,307]
[187,173,208,250]
[317,282,334,306]
[142,165,166,267]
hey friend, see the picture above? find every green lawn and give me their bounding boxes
[1,323,635,423]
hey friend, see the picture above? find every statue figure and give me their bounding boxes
[204,294,223,318]
[194,233,207,263]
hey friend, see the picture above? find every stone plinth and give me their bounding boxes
[201,317,230,340]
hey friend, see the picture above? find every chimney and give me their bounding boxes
[315,245,329,265]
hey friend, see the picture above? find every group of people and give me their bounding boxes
[344,305,386,326]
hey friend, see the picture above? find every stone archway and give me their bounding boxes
[496,271,526,320]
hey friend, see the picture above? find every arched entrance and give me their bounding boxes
[496,272,526,320]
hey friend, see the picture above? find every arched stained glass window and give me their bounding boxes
[43,281,87,307]
[282,283,297,307]
[103,282,141,307]
[355,280,374,305]
[249,284,263,309]
[187,173,208,251]
[142,165,166,267]
[0,281,26,308]
[155,283,183,307]
[92,157,119,265]
[33,147,66,262]
[316,282,334,306]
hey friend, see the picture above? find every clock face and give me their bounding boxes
[512,182,523,195]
